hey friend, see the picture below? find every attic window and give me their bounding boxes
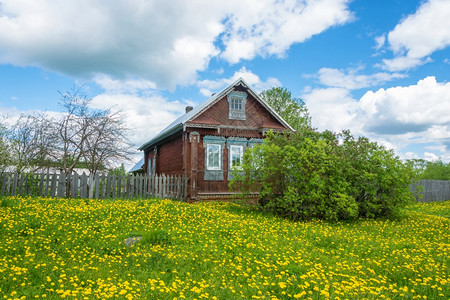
[227,91,247,120]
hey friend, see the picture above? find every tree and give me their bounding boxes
[7,113,57,173]
[0,120,11,170]
[420,160,450,180]
[259,87,311,130]
[407,159,450,180]
[56,87,133,176]
[231,129,415,221]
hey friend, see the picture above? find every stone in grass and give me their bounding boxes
[124,236,143,247]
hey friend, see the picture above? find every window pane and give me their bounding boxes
[230,146,243,168]
[207,144,220,170]
[231,98,242,110]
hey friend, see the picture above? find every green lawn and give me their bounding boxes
[0,196,448,299]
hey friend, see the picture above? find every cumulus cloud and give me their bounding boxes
[312,67,405,89]
[380,0,450,71]
[302,76,450,161]
[89,93,186,148]
[302,87,361,134]
[424,152,440,162]
[197,67,281,96]
[221,0,352,63]
[0,0,352,89]
[359,76,450,134]
[94,75,157,94]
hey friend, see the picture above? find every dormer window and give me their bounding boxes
[227,91,247,120]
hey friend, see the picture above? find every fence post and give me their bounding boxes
[88,173,94,199]
[1,173,7,196]
[11,172,18,196]
[80,172,87,198]
[103,173,109,198]
[49,173,58,198]
[57,172,66,198]
[72,172,78,198]
[135,174,140,198]
[17,173,25,195]
[117,174,122,199]
[93,173,99,199]
[111,174,117,199]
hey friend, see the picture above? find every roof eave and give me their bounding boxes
[138,123,183,151]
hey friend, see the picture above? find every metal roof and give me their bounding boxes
[138,77,293,151]
[129,157,144,173]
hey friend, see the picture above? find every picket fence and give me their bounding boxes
[0,171,188,201]
[410,179,450,202]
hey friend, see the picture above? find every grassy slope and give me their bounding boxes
[0,197,448,299]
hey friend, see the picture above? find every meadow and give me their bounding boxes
[0,196,448,299]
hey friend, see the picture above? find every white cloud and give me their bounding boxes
[302,76,450,161]
[94,75,157,94]
[379,56,432,72]
[424,152,440,162]
[359,77,450,133]
[197,67,281,96]
[221,0,352,63]
[374,34,385,50]
[380,0,450,71]
[403,152,420,160]
[0,0,352,89]
[302,87,361,134]
[89,93,186,148]
[312,67,405,89]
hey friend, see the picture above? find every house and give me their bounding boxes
[136,78,293,200]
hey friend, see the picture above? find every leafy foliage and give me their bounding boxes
[231,129,416,221]
[259,87,311,130]
[408,159,450,180]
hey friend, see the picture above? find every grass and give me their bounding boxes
[0,196,448,299]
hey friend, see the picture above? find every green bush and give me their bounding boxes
[231,129,415,221]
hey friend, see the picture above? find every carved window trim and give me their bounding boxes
[227,137,248,180]
[227,91,247,120]
[203,135,225,181]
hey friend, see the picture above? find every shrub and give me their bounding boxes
[231,129,415,221]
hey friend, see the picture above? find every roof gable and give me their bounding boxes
[138,78,293,151]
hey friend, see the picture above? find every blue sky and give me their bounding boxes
[0,0,449,167]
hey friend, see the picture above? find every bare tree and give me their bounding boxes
[0,120,11,171]
[8,113,57,173]
[56,87,132,176]
[82,109,132,176]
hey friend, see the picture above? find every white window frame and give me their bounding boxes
[206,144,222,171]
[229,145,244,170]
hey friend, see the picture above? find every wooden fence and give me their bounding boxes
[0,171,188,201]
[410,179,450,202]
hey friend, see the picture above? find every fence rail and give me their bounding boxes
[0,171,188,201]
[410,179,450,202]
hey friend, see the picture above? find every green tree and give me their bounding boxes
[407,159,450,180]
[421,160,450,180]
[110,163,128,176]
[259,87,311,130]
